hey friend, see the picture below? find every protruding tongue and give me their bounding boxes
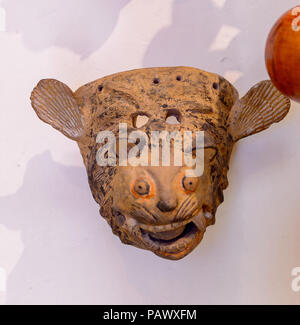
[193,212,206,232]
[148,225,186,241]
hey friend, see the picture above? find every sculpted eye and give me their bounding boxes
[134,180,150,196]
[182,176,199,192]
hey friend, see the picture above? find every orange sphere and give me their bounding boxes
[265,6,300,102]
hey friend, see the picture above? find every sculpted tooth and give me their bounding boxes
[170,223,176,230]
[145,225,152,231]
[159,224,167,232]
[162,224,171,231]
[139,217,193,233]
[154,225,163,232]
[204,211,213,220]
[171,219,188,230]
[170,223,179,230]
[125,217,138,231]
[141,225,150,231]
[193,212,206,232]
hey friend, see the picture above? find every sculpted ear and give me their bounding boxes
[228,80,290,142]
[30,79,84,141]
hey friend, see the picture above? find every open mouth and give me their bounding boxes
[116,209,213,260]
[137,213,209,259]
[141,222,197,245]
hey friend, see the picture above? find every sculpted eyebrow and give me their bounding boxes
[204,146,218,161]
[184,102,213,114]
[106,87,141,109]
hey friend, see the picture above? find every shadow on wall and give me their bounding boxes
[143,0,298,91]
[0,152,244,305]
[1,0,130,58]
[0,152,125,304]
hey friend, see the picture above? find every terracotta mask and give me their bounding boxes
[30,67,290,260]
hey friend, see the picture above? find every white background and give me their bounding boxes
[0,0,300,305]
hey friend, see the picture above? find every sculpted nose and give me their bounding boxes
[156,198,178,212]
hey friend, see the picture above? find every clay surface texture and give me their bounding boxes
[31,67,290,260]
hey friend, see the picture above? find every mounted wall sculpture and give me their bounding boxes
[30,67,290,260]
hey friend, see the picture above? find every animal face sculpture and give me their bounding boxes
[31,67,290,260]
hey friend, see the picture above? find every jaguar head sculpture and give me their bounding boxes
[31,67,290,260]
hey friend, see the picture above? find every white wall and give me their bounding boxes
[0,0,300,305]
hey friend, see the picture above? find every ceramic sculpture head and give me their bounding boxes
[31,67,290,260]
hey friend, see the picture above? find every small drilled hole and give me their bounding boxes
[176,75,182,81]
[132,114,149,128]
[98,85,103,92]
[213,82,219,90]
[153,78,160,84]
[165,109,181,125]
[166,116,180,125]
